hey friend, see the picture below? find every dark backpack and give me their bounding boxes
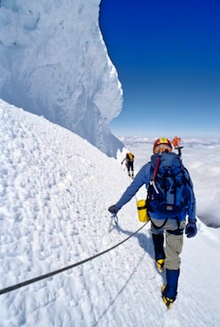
[147,152,191,216]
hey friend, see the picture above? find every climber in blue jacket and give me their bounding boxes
[108,138,197,309]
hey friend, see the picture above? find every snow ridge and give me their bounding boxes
[0,0,123,157]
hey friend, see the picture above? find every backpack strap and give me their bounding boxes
[152,155,161,181]
[149,155,161,194]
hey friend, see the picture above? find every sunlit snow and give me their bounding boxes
[0,101,220,327]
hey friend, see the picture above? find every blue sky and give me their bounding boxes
[99,0,220,137]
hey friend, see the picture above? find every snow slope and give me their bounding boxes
[1,100,220,327]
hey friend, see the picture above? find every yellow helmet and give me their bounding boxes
[153,138,172,154]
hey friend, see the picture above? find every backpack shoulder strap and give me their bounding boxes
[151,155,161,181]
[149,154,161,193]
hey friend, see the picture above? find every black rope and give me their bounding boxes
[0,222,148,295]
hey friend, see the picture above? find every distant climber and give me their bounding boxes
[121,152,134,178]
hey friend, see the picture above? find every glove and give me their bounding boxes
[185,221,197,238]
[108,205,119,214]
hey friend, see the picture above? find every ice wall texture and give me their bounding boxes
[0,0,124,156]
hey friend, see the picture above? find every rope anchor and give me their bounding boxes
[108,213,118,232]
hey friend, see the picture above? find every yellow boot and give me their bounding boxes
[161,285,174,309]
[156,259,165,273]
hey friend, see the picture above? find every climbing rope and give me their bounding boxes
[0,220,148,295]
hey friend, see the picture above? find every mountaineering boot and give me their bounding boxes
[156,259,165,273]
[161,285,174,309]
[161,269,180,309]
[152,233,165,272]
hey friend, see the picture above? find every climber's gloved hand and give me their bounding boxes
[108,205,119,214]
[185,221,197,238]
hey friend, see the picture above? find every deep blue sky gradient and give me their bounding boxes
[99,0,220,137]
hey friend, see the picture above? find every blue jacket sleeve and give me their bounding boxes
[184,168,196,222]
[115,163,152,211]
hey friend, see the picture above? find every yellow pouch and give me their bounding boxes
[137,199,150,223]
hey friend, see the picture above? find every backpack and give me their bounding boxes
[127,152,134,162]
[147,152,191,216]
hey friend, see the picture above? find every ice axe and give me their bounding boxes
[172,136,183,157]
